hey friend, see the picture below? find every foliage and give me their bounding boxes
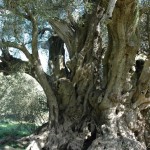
[0,73,48,125]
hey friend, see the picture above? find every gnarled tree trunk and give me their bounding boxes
[1,0,150,150]
[35,1,149,150]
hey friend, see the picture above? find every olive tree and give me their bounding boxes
[0,73,48,125]
[0,0,150,149]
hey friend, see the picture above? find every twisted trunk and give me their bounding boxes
[1,0,150,149]
[41,1,149,150]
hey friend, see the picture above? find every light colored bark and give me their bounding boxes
[133,57,150,110]
[1,0,150,149]
[99,0,140,109]
[106,0,117,18]
[34,62,59,127]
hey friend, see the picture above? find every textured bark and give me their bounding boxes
[34,61,59,127]
[1,0,150,150]
[42,1,148,149]
[32,1,147,150]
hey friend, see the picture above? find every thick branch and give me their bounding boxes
[1,41,32,61]
[34,62,59,127]
[99,0,139,109]
[147,12,150,49]
[102,0,117,23]
[106,0,117,18]
[133,57,150,110]
[31,17,38,58]
[49,18,75,57]
[38,28,53,38]
[25,8,38,59]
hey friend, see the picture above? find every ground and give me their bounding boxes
[0,120,37,150]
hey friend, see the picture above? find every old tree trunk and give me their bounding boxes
[0,0,150,149]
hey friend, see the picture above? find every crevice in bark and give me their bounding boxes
[135,59,145,80]
[82,127,97,150]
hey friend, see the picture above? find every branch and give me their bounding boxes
[106,0,117,19]
[25,8,38,59]
[32,17,38,58]
[49,18,75,57]
[133,56,150,110]
[38,28,53,38]
[16,10,31,20]
[1,41,32,61]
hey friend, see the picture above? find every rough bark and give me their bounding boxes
[1,0,150,150]
[41,0,148,149]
